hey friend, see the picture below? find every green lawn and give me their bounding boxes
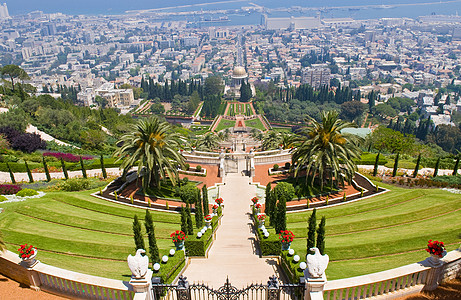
[0,189,187,281]
[285,183,461,280]
[245,118,266,131]
[215,119,236,132]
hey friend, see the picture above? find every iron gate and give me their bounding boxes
[152,275,305,300]
[224,157,239,174]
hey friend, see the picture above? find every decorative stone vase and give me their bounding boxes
[254,207,260,215]
[174,241,184,251]
[212,208,217,214]
[281,242,291,251]
[21,248,38,268]
[428,254,443,267]
[258,219,265,229]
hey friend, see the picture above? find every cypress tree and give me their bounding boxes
[202,185,209,216]
[185,205,194,235]
[144,210,160,264]
[307,208,317,255]
[269,190,277,227]
[373,152,380,177]
[413,153,421,178]
[195,189,203,228]
[80,156,87,179]
[100,155,107,179]
[275,197,286,233]
[316,216,326,255]
[453,156,460,176]
[25,161,33,183]
[180,206,187,234]
[42,156,51,182]
[433,157,440,177]
[265,182,272,214]
[6,162,15,184]
[133,215,145,251]
[392,153,400,177]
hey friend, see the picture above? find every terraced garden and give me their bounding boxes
[0,189,186,281]
[284,182,461,280]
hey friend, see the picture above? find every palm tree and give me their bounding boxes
[292,111,362,191]
[114,117,185,191]
[279,132,295,149]
[262,131,280,150]
[197,133,219,151]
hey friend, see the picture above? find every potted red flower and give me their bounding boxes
[279,230,295,251]
[204,214,212,228]
[251,197,259,204]
[212,204,219,214]
[254,203,262,214]
[426,239,445,265]
[215,198,223,206]
[170,231,187,250]
[257,213,266,228]
[18,244,38,267]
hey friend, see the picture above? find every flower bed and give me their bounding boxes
[0,184,22,195]
[44,152,93,162]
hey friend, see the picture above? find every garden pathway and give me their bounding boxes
[183,173,279,288]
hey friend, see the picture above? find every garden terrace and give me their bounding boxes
[0,189,189,282]
[282,182,461,280]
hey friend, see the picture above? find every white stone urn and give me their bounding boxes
[21,248,38,268]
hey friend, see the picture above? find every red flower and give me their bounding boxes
[279,230,295,243]
[204,214,212,221]
[255,203,262,209]
[171,231,187,243]
[426,239,445,258]
[251,197,259,204]
[215,198,223,205]
[18,244,35,259]
[212,204,219,209]
[257,214,266,220]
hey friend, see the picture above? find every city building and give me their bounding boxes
[302,67,331,88]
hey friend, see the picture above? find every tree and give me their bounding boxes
[43,156,51,182]
[413,153,421,178]
[340,101,367,121]
[292,111,362,191]
[79,156,87,179]
[133,215,145,251]
[185,205,194,235]
[197,133,219,151]
[144,210,160,264]
[204,76,223,97]
[1,65,30,92]
[6,163,15,184]
[100,155,107,179]
[372,103,397,118]
[195,188,203,229]
[392,153,400,177]
[453,155,460,176]
[262,131,280,150]
[373,153,380,177]
[307,209,317,255]
[25,161,33,183]
[202,185,209,215]
[433,157,440,177]
[114,117,185,191]
[180,206,187,234]
[371,127,416,154]
[316,216,326,255]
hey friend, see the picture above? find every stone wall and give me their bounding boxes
[442,256,461,281]
[0,250,30,286]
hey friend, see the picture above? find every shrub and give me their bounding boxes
[0,134,10,153]
[16,188,38,197]
[0,184,22,195]
[273,164,279,171]
[0,127,21,142]
[284,162,290,169]
[11,133,46,153]
[0,195,7,202]
[58,178,91,191]
[195,165,202,172]
[43,152,92,163]
[184,163,190,171]
[178,184,199,204]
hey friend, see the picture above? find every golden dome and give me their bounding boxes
[232,66,247,77]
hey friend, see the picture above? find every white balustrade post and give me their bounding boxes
[422,253,446,291]
[22,260,42,291]
[130,269,154,300]
[304,274,327,300]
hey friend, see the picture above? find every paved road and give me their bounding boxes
[183,173,279,288]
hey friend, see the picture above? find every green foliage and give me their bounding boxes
[307,209,317,255]
[184,226,214,256]
[144,210,160,264]
[371,126,416,154]
[16,188,38,197]
[79,156,87,179]
[373,153,380,177]
[180,206,187,234]
[316,216,326,255]
[273,164,279,171]
[202,185,209,216]
[43,156,51,182]
[432,175,461,185]
[281,250,305,283]
[413,154,421,178]
[195,189,203,229]
[25,161,33,183]
[195,165,202,172]
[100,155,107,179]
[185,205,193,235]
[433,157,441,177]
[392,153,400,177]
[0,195,6,202]
[178,184,199,204]
[254,223,281,256]
[132,215,145,251]
[273,182,295,202]
[6,162,15,184]
[58,178,91,191]
[453,156,460,176]
[60,157,69,180]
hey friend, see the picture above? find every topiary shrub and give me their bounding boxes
[195,165,202,172]
[58,178,91,191]
[284,162,290,169]
[273,164,279,171]
[0,195,7,202]
[184,163,190,171]
[16,188,39,197]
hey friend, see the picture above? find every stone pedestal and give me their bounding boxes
[130,269,154,300]
[304,274,327,300]
[22,260,41,291]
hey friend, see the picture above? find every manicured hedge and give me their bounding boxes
[156,250,186,283]
[184,215,219,256]
[355,152,388,165]
[0,158,122,173]
[253,214,280,256]
[280,250,305,283]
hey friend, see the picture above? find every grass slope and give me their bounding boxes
[0,189,186,281]
[286,183,461,280]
